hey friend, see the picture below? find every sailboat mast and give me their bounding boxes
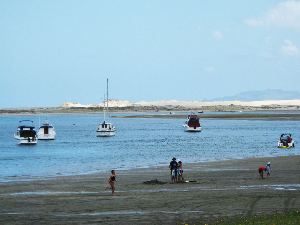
[107,78,108,112]
[103,94,106,122]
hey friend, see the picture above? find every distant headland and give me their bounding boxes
[1,99,300,116]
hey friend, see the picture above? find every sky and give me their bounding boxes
[1,0,300,108]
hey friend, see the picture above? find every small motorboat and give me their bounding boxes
[14,120,37,145]
[278,134,294,148]
[37,119,56,140]
[183,114,202,132]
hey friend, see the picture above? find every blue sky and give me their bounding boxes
[1,1,300,108]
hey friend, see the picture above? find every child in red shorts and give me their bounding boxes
[258,167,267,179]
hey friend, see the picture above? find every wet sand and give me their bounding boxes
[1,155,300,224]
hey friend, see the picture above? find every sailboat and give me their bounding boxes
[97,79,116,137]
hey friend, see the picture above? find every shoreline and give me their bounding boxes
[2,153,299,183]
[1,108,300,121]
[1,155,300,224]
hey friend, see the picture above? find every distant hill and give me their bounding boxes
[203,90,300,102]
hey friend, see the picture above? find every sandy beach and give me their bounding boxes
[1,155,300,224]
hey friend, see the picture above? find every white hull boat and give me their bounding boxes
[37,119,56,140]
[97,122,116,137]
[14,120,38,145]
[97,79,116,137]
[183,114,202,132]
[183,125,202,132]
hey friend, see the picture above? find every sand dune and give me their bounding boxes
[60,99,300,108]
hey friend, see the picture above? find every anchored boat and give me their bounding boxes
[278,134,294,148]
[37,119,56,140]
[183,114,202,132]
[97,79,116,137]
[97,118,116,137]
[14,120,38,145]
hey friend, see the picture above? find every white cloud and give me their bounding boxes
[282,40,300,55]
[212,30,223,40]
[204,67,215,72]
[245,1,300,29]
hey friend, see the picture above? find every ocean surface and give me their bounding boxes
[1,113,299,182]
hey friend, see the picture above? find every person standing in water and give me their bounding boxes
[105,170,117,195]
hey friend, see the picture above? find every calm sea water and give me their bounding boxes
[0,113,299,182]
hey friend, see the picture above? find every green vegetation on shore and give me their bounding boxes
[177,210,300,225]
